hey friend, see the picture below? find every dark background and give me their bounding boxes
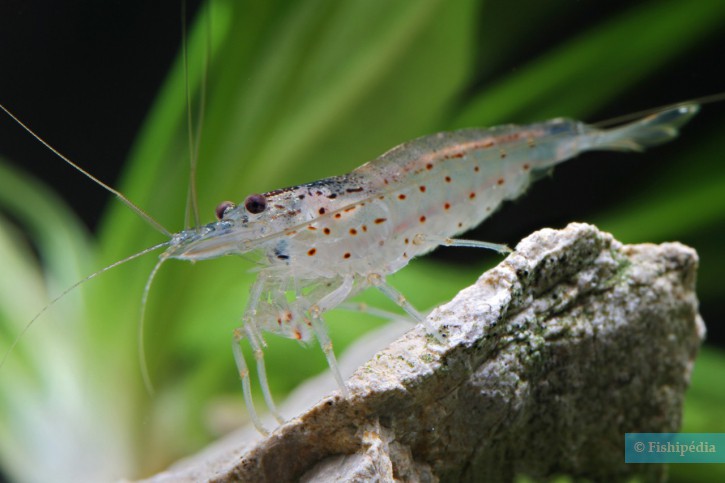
[0,1,202,227]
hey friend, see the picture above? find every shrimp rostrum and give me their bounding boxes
[159,104,698,433]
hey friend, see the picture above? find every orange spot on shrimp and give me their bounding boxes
[474,166,480,173]
[458,222,463,228]
[293,329,302,340]
[343,252,351,259]
[404,238,409,244]
[420,216,426,223]
[469,192,476,199]
[286,230,297,236]
[344,206,356,212]
[334,213,342,219]
[444,202,451,210]
[375,218,387,224]
[445,176,451,183]
[349,228,357,235]
[362,225,368,232]
[398,194,406,200]
[307,225,317,231]
[403,252,408,258]
[497,177,505,185]
[500,150,507,159]
[323,227,331,235]
[308,248,317,256]
[523,163,531,171]
[426,163,433,170]
[419,185,426,192]
[318,207,326,215]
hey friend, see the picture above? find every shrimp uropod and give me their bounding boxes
[153,102,698,433]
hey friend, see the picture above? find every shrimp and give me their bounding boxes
[144,102,697,433]
[0,97,702,435]
[1,99,701,435]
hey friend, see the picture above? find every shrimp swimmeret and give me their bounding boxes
[1,102,699,434]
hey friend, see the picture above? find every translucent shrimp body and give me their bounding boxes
[163,104,699,433]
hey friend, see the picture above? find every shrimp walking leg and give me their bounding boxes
[244,273,270,347]
[338,302,420,324]
[230,275,284,435]
[414,234,512,254]
[231,330,268,435]
[308,276,355,396]
[245,324,284,425]
[243,274,285,424]
[368,273,444,343]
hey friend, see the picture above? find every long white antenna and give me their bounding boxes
[0,240,171,370]
[138,255,169,395]
[0,103,172,237]
[182,0,212,231]
[182,0,201,230]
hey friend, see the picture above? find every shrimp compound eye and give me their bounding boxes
[215,201,236,220]
[244,194,267,214]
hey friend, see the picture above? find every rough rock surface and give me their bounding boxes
[145,223,705,482]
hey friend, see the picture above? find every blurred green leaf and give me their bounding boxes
[673,347,725,482]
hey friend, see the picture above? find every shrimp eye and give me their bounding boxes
[215,201,236,220]
[244,194,267,214]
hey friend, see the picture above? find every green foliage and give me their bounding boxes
[0,0,723,480]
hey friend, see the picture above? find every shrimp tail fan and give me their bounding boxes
[587,104,700,152]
